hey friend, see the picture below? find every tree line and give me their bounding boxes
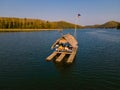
[0,17,119,30]
[0,17,81,29]
[117,24,120,29]
[0,17,59,29]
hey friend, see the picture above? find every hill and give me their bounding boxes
[53,21,83,29]
[0,17,83,30]
[85,21,120,29]
[99,21,120,28]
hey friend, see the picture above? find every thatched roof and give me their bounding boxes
[51,34,78,49]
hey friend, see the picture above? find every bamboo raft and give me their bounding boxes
[46,34,78,64]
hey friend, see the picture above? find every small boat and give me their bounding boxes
[46,14,80,64]
[46,33,78,64]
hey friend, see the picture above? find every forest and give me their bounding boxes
[0,17,82,29]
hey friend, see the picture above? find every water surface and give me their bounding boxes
[0,29,120,90]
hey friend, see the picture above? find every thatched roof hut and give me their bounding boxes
[51,34,78,49]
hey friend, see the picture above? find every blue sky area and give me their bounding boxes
[0,0,120,25]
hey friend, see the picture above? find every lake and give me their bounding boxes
[0,29,120,90]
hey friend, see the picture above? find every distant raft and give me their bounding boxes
[46,33,78,64]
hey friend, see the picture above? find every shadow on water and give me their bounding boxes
[52,55,77,74]
[53,61,74,76]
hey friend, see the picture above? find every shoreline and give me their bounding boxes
[0,29,63,32]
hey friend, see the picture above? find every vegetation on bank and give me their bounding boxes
[117,24,120,29]
[0,17,82,31]
[0,17,120,32]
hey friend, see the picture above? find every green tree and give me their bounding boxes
[117,24,120,29]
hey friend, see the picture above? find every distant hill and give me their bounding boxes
[0,17,83,30]
[84,24,100,28]
[85,21,120,29]
[0,17,119,31]
[54,21,83,29]
[99,21,120,28]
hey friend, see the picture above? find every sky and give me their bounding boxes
[0,0,120,25]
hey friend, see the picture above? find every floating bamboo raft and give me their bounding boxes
[46,47,78,63]
[46,34,78,64]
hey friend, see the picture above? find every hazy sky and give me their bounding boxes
[0,0,120,25]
